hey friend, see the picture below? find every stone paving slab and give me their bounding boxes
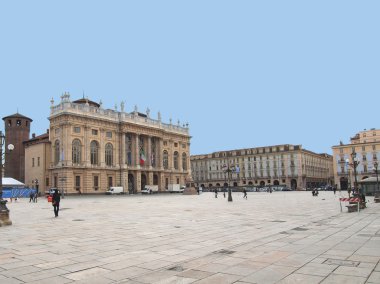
[0,191,379,283]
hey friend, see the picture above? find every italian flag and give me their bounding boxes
[140,149,146,166]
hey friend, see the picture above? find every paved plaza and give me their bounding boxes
[0,191,380,284]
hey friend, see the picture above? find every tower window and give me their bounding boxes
[7,120,11,126]
[17,120,21,126]
[26,121,28,126]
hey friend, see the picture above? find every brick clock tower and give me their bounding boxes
[2,113,32,183]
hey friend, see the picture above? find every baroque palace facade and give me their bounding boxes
[191,144,333,190]
[29,93,191,194]
[332,128,380,190]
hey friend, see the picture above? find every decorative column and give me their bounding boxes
[99,129,105,167]
[147,136,152,169]
[158,138,163,170]
[120,131,126,188]
[84,126,90,167]
[121,132,126,166]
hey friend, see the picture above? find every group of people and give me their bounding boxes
[213,188,248,199]
[29,190,38,202]
[28,188,61,218]
[311,189,319,196]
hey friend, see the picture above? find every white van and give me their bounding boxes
[141,185,158,194]
[106,187,124,195]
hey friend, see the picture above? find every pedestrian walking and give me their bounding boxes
[214,188,218,198]
[223,187,226,198]
[52,189,61,217]
[29,190,34,203]
[243,188,247,199]
[333,186,336,195]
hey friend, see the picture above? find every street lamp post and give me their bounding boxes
[345,159,351,192]
[0,131,14,226]
[351,150,360,195]
[222,163,235,202]
[374,161,379,193]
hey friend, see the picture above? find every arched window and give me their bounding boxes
[90,141,99,165]
[182,153,187,170]
[126,134,133,166]
[151,137,156,167]
[72,139,81,164]
[54,140,60,165]
[105,143,113,166]
[173,151,179,170]
[163,150,169,169]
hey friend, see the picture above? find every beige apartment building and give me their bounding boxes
[24,133,51,194]
[191,144,333,190]
[332,128,380,190]
[25,93,191,195]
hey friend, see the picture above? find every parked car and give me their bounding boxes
[282,187,292,191]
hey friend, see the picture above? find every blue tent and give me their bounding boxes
[2,188,35,198]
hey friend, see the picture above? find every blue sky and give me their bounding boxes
[1,1,379,155]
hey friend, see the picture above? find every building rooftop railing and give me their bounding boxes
[50,101,190,136]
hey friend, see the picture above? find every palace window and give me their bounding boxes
[72,139,81,164]
[73,127,81,133]
[174,151,179,170]
[92,129,98,135]
[126,134,133,166]
[54,140,60,165]
[106,131,112,138]
[151,137,157,167]
[108,176,113,188]
[163,150,169,169]
[182,153,187,171]
[93,176,99,191]
[90,140,99,165]
[105,143,113,166]
[75,176,81,191]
